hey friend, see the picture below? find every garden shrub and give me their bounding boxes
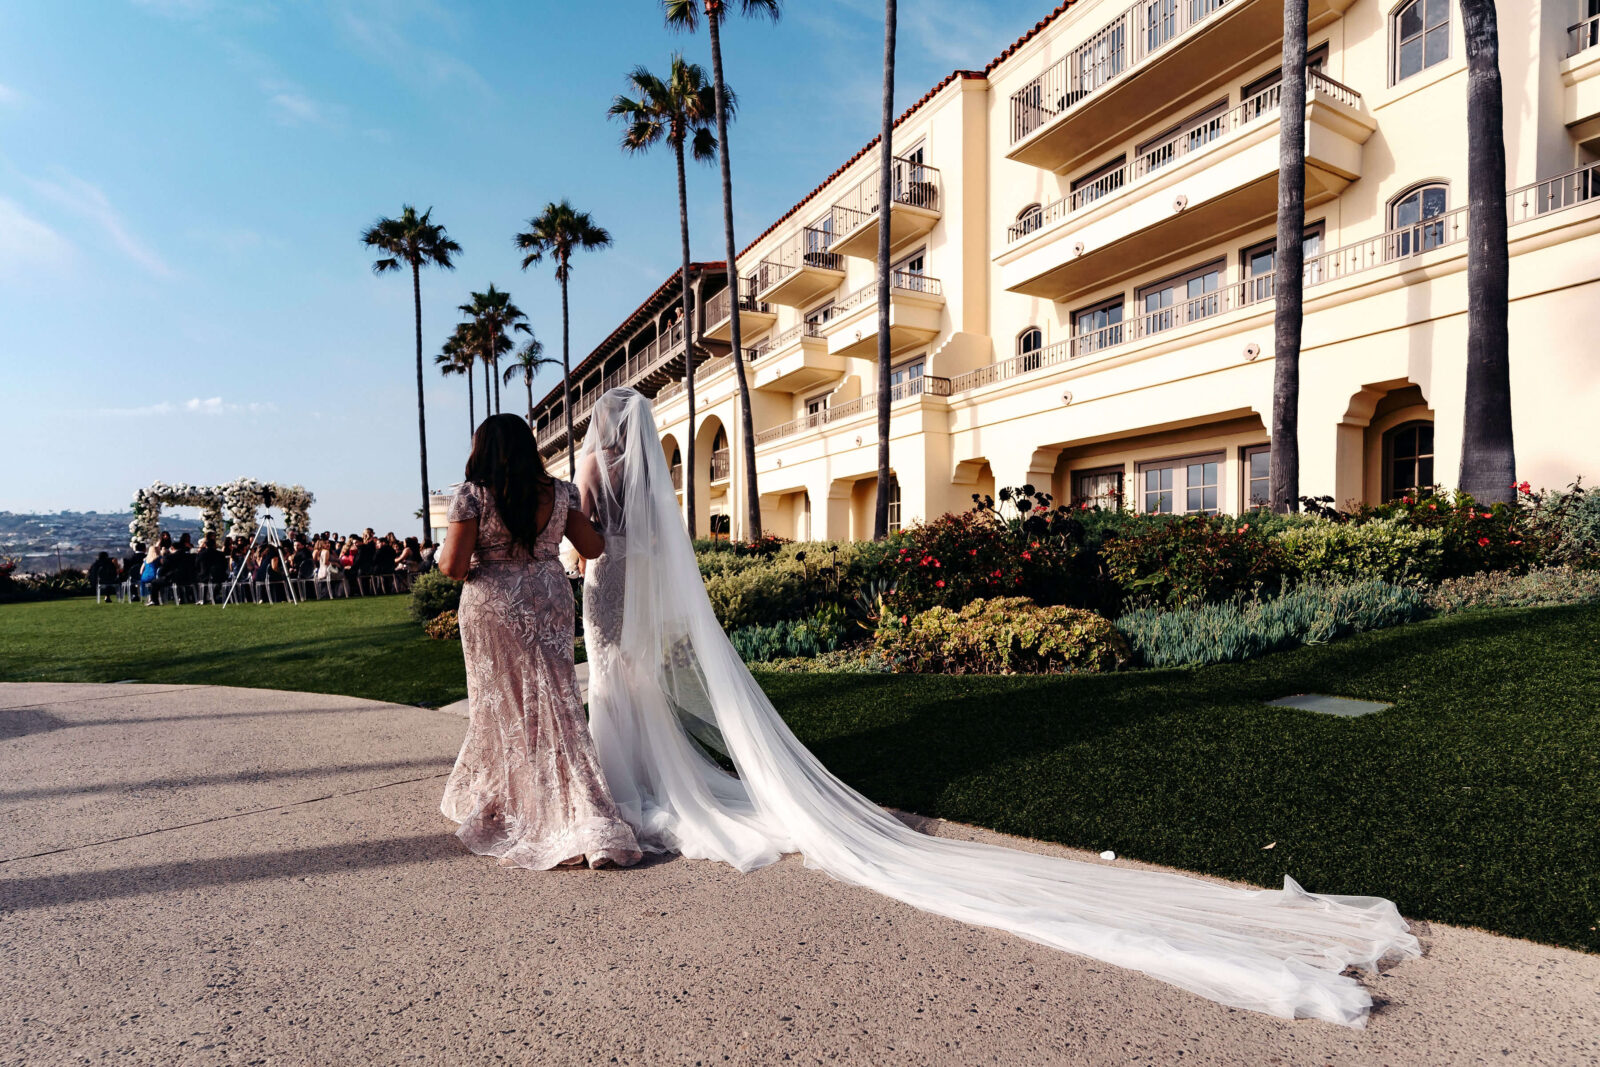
[703,559,809,629]
[1114,580,1430,669]
[1100,516,1289,608]
[750,646,893,673]
[0,563,92,604]
[728,604,850,663]
[875,596,1130,675]
[1352,488,1532,577]
[1274,517,1446,584]
[409,570,462,622]
[1425,565,1600,613]
[1518,481,1600,569]
[423,609,460,641]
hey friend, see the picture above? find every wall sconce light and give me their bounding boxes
[1173,194,1188,212]
[1244,343,1261,361]
[1061,390,1074,405]
[1073,241,1085,256]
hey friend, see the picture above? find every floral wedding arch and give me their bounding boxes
[130,479,314,548]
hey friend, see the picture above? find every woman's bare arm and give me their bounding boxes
[564,508,606,561]
[436,519,477,580]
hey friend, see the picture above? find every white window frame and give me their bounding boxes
[1241,444,1271,510]
[1391,0,1450,85]
[1136,452,1224,515]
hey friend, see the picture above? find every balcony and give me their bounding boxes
[1564,10,1600,127]
[819,271,945,360]
[752,227,846,308]
[710,450,731,482]
[753,375,951,446]
[955,162,1600,395]
[1008,0,1355,174]
[704,278,776,343]
[828,158,942,259]
[750,322,849,393]
[1000,72,1372,302]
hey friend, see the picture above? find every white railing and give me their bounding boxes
[1007,71,1360,242]
[753,375,951,445]
[1571,12,1600,55]
[753,227,844,295]
[829,158,942,242]
[959,160,1600,394]
[1011,0,1232,144]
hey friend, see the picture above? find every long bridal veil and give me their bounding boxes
[575,387,1418,1028]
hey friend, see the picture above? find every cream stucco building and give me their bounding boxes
[527,0,1600,541]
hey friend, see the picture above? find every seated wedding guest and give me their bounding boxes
[198,535,228,585]
[420,540,437,571]
[140,545,163,604]
[88,552,118,597]
[373,534,397,575]
[397,536,422,574]
[122,543,146,586]
[290,540,315,582]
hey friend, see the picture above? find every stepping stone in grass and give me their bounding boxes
[1266,693,1392,717]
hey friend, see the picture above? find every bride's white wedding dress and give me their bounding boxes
[573,387,1419,1028]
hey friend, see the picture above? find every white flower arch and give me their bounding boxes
[130,479,314,548]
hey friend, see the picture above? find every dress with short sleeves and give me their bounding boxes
[439,479,642,869]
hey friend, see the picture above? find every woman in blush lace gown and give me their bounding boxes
[436,414,642,871]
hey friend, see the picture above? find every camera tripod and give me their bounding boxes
[221,506,298,607]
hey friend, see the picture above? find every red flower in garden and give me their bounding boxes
[969,548,977,556]
[1520,481,1532,494]
[1510,540,1523,546]
[935,580,945,588]
[1021,551,1032,561]
[1477,536,1491,547]
[991,569,1003,578]
[1428,503,1437,511]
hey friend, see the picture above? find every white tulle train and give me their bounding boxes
[573,387,1419,1028]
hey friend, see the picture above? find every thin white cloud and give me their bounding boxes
[0,197,74,278]
[24,170,172,277]
[337,6,495,100]
[0,83,21,107]
[94,397,278,417]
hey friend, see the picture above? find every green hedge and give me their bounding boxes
[875,596,1131,675]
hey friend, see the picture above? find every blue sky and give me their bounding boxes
[0,0,1027,533]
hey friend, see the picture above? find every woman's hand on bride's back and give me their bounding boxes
[564,508,606,560]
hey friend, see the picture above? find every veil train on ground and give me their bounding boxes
[574,386,1419,1029]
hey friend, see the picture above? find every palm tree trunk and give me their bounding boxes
[482,346,493,423]
[707,13,760,540]
[1459,0,1514,503]
[1270,0,1307,514]
[493,356,502,414]
[467,372,475,439]
[561,269,575,480]
[525,374,533,427]
[411,261,430,541]
[873,0,897,540]
[675,141,699,539]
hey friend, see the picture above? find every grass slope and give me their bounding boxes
[3,597,1596,950]
[0,597,467,707]
[759,604,1600,954]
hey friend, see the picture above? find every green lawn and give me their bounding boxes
[3,596,1597,952]
[0,596,468,707]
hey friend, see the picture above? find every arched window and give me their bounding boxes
[1384,420,1435,499]
[711,427,727,454]
[1388,182,1449,257]
[1392,0,1449,84]
[1013,203,1043,239]
[1017,327,1043,372]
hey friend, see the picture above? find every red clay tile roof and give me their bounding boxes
[533,261,725,414]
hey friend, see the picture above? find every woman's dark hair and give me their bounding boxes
[464,413,554,556]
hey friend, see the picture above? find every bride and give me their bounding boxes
[572,387,1418,1028]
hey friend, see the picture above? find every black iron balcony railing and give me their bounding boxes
[753,375,951,446]
[829,158,942,237]
[1006,70,1360,242]
[822,271,945,321]
[1571,11,1600,55]
[753,227,844,293]
[710,451,731,481]
[749,321,824,361]
[705,279,769,327]
[1010,0,1235,144]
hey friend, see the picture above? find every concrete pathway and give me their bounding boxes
[1,683,1595,1066]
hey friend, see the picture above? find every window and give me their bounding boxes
[1393,0,1449,83]
[1242,445,1271,509]
[1073,298,1124,355]
[1241,223,1326,301]
[887,475,903,533]
[1138,260,1223,335]
[805,299,836,327]
[1017,327,1043,371]
[889,359,925,398]
[1072,468,1124,510]
[805,393,830,418]
[892,249,929,290]
[1240,43,1330,113]
[1385,421,1435,498]
[1388,183,1450,257]
[805,213,836,268]
[1135,100,1227,177]
[1014,202,1043,238]
[1071,156,1126,211]
[1138,454,1223,514]
[895,143,935,207]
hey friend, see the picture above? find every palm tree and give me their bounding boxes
[872,0,898,540]
[610,55,726,536]
[665,0,780,539]
[503,335,557,426]
[1269,0,1307,514]
[435,325,478,440]
[515,201,613,478]
[362,205,462,539]
[1458,0,1514,504]
[459,285,531,422]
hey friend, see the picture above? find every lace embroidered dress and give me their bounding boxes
[440,479,642,869]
